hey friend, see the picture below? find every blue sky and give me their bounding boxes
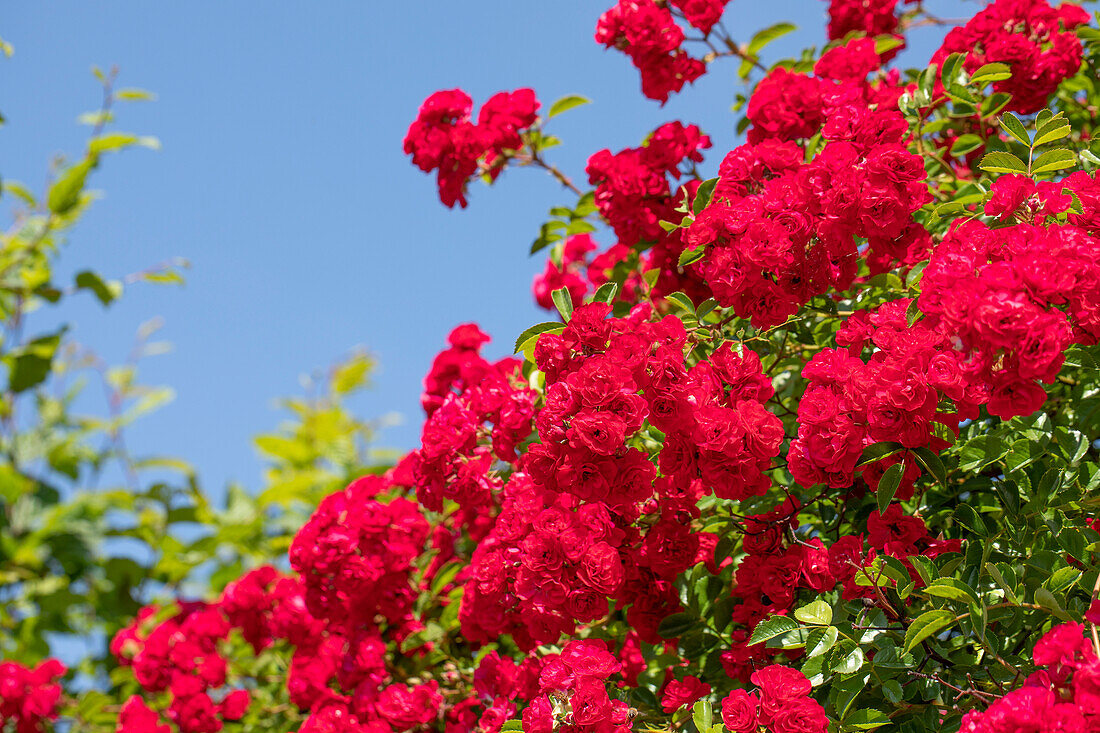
[1,2,956,499]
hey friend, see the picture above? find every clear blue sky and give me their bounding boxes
[1,2,957,499]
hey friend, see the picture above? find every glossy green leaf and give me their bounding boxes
[979,151,1027,175]
[547,94,591,118]
[877,462,905,513]
[903,609,956,652]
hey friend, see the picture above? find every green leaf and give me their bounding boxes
[692,700,713,733]
[665,291,696,315]
[1000,113,1031,147]
[331,353,372,394]
[985,562,1020,605]
[877,462,905,514]
[874,35,905,55]
[906,298,922,326]
[969,62,1011,86]
[979,151,1027,175]
[805,626,839,658]
[74,270,121,306]
[1035,587,1072,621]
[940,53,966,89]
[903,609,955,653]
[912,446,947,487]
[794,599,833,626]
[551,287,573,321]
[922,578,980,606]
[547,94,591,119]
[747,22,796,55]
[657,612,696,639]
[843,709,891,731]
[749,615,800,646]
[88,133,160,155]
[513,322,565,354]
[1031,148,1076,176]
[678,245,706,268]
[501,722,524,733]
[693,177,718,215]
[6,331,64,393]
[48,157,95,215]
[949,134,984,156]
[591,282,618,304]
[954,503,989,537]
[1034,116,1071,147]
[858,441,903,467]
[115,87,157,102]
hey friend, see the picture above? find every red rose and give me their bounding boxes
[660,675,711,713]
[770,695,829,733]
[721,689,760,732]
[577,541,625,595]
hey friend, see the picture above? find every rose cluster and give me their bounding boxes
[787,298,971,491]
[523,639,630,733]
[933,0,1089,114]
[594,0,725,103]
[403,88,539,207]
[825,0,906,46]
[407,322,537,525]
[584,121,711,302]
[0,659,65,733]
[721,666,828,733]
[684,38,930,329]
[960,622,1100,732]
[110,602,252,733]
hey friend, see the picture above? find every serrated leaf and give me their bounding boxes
[1035,587,1072,621]
[969,62,1011,86]
[547,94,590,118]
[665,291,695,314]
[903,609,955,652]
[749,615,799,646]
[979,151,1027,175]
[1034,118,1071,147]
[984,562,1020,605]
[806,626,839,657]
[950,134,984,156]
[940,53,965,89]
[954,504,989,537]
[794,599,833,626]
[678,245,706,268]
[747,22,796,55]
[843,709,891,730]
[1031,148,1076,176]
[1000,113,1031,146]
[922,578,980,606]
[591,282,618,304]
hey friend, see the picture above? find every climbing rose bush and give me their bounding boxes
[13,1,1100,732]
